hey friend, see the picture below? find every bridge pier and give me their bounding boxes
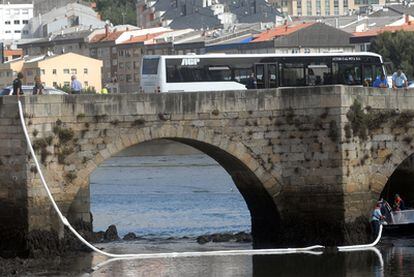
[1,86,414,256]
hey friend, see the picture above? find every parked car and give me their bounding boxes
[0,85,67,96]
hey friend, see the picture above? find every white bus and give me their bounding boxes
[140,52,386,93]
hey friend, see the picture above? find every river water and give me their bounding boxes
[18,152,414,276]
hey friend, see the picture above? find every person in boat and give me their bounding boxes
[371,202,385,238]
[393,194,405,211]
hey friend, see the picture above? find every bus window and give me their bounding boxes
[307,63,331,86]
[281,63,305,87]
[255,64,265,89]
[234,68,253,85]
[208,66,232,81]
[142,58,159,75]
[333,63,362,85]
[362,65,374,86]
[268,64,277,88]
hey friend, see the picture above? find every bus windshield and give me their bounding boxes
[142,58,160,75]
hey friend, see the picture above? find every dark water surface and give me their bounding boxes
[17,154,414,276]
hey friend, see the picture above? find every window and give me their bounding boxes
[5,21,10,25]
[14,30,21,33]
[234,68,253,85]
[325,0,330,15]
[332,62,362,85]
[126,74,132,82]
[14,20,20,25]
[53,69,57,74]
[84,81,89,87]
[5,30,11,34]
[53,82,57,87]
[118,62,124,69]
[125,61,131,70]
[22,20,29,24]
[142,58,159,75]
[63,69,70,74]
[70,69,77,74]
[64,81,70,87]
[307,0,312,16]
[22,9,29,15]
[281,63,306,86]
[84,68,88,74]
[133,61,139,69]
[22,30,28,35]
[306,63,332,85]
[13,9,19,15]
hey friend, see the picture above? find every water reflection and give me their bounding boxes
[84,239,414,277]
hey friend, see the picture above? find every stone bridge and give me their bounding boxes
[1,86,414,256]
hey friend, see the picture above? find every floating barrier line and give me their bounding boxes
[17,100,383,259]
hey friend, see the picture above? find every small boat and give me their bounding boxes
[383,210,414,236]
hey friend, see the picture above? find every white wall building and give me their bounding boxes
[28,2,105,38]
[0,1,33,41]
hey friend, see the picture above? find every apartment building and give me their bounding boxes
[0,52,102,91]
[0,59,24,88]
[0,0,33,40]
[272,0,386,16]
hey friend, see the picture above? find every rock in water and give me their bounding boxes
[196,235,211,244]
[104,225,119,241]
[234,232,252,243]
[93,231,105,243]
[123,232,137,241]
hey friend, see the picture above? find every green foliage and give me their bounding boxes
[95,0,137,26]
[56,84,71,94]
[84,87,97,94]
[370,31,414,79]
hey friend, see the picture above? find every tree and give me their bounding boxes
[94,0,137,26]
[370,31,414,79]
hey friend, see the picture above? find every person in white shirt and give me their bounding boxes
[392,67,408,89]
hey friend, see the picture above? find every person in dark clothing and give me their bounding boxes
[246,73,257,89]
[394,194,405,211]
[13,72,24,97]
[32,76,44,95]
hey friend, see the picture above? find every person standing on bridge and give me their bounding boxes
[70,75,82,94]
[13,72,24,98]
[392,67,408,89]
[371,202,385,238]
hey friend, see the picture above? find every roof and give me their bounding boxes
[146,52,382,59]
[121,32,168,45]
[253,22,315,42]
[4,49,23,56]
[352,22,414,38]
[90,31,126,43]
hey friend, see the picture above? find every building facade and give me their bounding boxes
[0,1,33,40]
[28,2,105,38]
[273,0,386,16]
[0,53,102,91]
[0,59,23,88]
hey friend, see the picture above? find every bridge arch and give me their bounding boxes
[366,139,414,209]
[68,125,282,247]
